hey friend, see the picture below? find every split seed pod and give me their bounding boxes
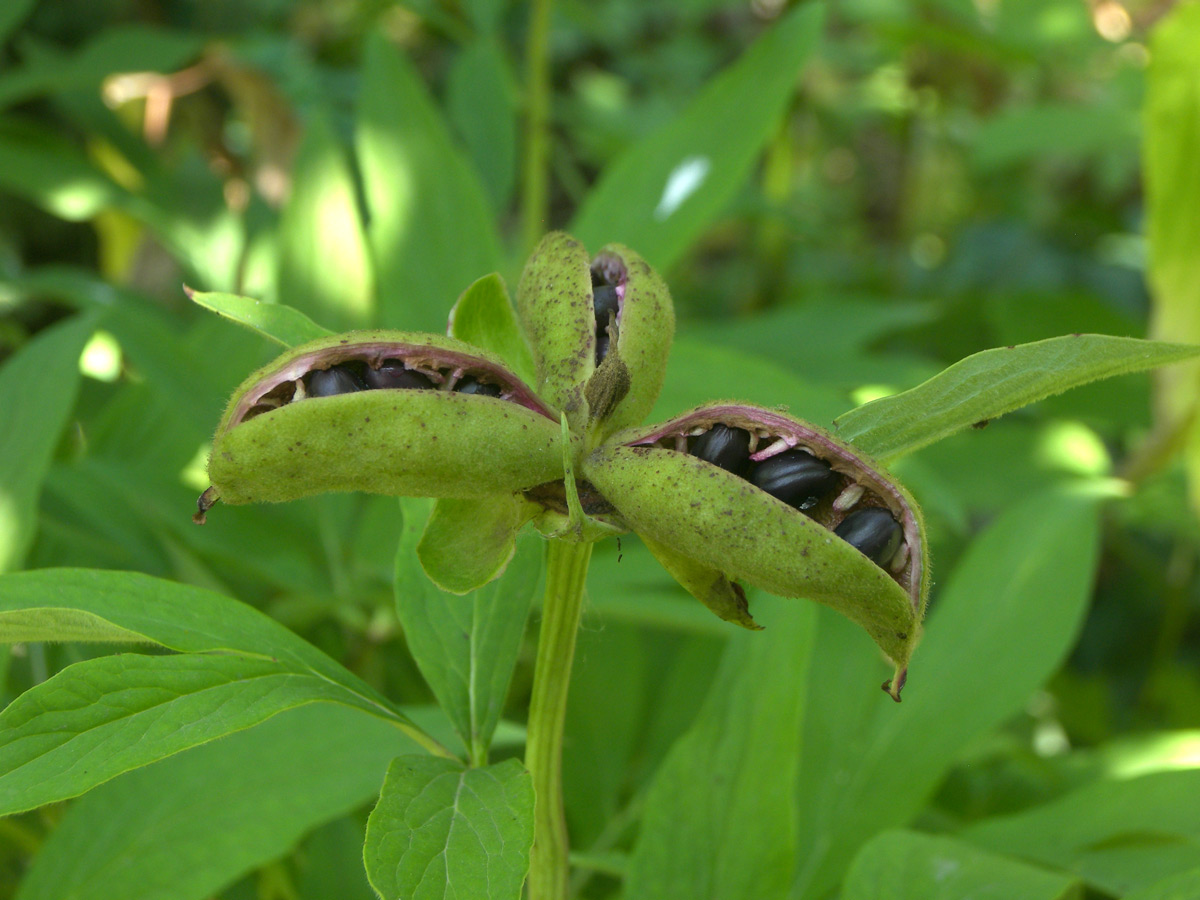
[516,232,674,435]
[584,403,929,699]
[197,330,567,520]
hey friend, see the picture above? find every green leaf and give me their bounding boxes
[0,118,130,220]
[964,770,1200,896]
[277,114,375,330]
[0,653,375,817]
[448,273,537,386]
[0,26,201,110]
[356,31,504,333]
[417,494,529,595]
[14,704,405,900]
[834,336,1200,461]
[447,37,518,212]
[623,596,814,900]
[0,314,95,573]
[364,755,535,900]
[397,501,541,762]
[843,830,1082,900]
[0,0,37,45]
[569,3,824,272]
[1123,866,1200,900]
[0,568,440,813]
[791,483,1109,900]
[1145,3,1200,512]
[186,287,333,347]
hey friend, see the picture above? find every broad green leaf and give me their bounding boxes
[0,652,380,817]
[417,494,528,595]
[364,755,535,900]
[0,568,440,813]
[397,501,541,762]
[0,118,130,220]
[569,3,824,272]
[0,314,94,573]
[186,288,333,347]
[1123,866,1200,900]
[791,482,1110,900]
[0,26,200,110]
[447,37,518,212]
[844,830,1081,900]
[834,336,1200,461]
[1145,3,1200,514]
[448,273,537,386]
[963,770,1200,896]
[0,0,37,45]
[356,31,504,333]
[277,114,375,330]
[623,596,814,900]
[14,704,405,900]
[296,817,377,900]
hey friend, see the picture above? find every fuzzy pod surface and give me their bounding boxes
[584,403,929,695]
[204,330,567,508]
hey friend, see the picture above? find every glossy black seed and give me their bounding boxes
[593,284,619,323]
[455,376,502,397]
[748,450,836,510]
[834,507,903,566]
[307,365,366,397]
[365,360,434,390]
[690,424,752,476]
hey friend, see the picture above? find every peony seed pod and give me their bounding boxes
[584,403,929,699]
[197,330,568,521]
[516,232,674,435]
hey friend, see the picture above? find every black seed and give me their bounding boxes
[455,376,502,397]
[748,450,836,511]
[834,507,902,566]
[365,360,434,390]
[307,365,366,397]
[690,425,752,476]
[593,284,619,322]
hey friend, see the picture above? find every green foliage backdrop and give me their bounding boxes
[2,0,1200,898]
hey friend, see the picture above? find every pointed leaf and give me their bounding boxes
[186,287,333,347]
[364,755,534,900]
[791,483,1110,899]
[448,273,537,387]
[356,31,504,333]
[0,314,94,573]
[14,705,405,900]
[843,830,1081,900]
[277,114,375,330]
[569,3,824,271]
[964,770,1200,896]
[417,495,529,595]
[834,336,1200,461]
[623,596,814,900]
[397,500,541,761]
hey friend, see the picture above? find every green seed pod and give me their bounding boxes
[198,330,567,520]
[585,403,929,699]
[516,232,674,435]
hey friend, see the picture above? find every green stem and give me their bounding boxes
[521,0,553,256]
[526,539,592,900]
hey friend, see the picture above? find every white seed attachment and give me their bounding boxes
[832,483,865,512]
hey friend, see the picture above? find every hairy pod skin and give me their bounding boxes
[516,232,674,435]
[202,331,567,512]
[583,403,928,696]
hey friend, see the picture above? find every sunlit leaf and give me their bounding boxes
[187,287,333,347]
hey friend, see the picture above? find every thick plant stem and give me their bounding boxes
[521,0,553,256]
[525,539,593,900]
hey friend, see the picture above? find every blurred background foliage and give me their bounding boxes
[1,0,1199,897]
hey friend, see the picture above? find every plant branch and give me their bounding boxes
[525,539,592,900]
[521,0,553,256]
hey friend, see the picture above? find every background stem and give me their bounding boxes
[521,0,553,256]
[525,539,593,900]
